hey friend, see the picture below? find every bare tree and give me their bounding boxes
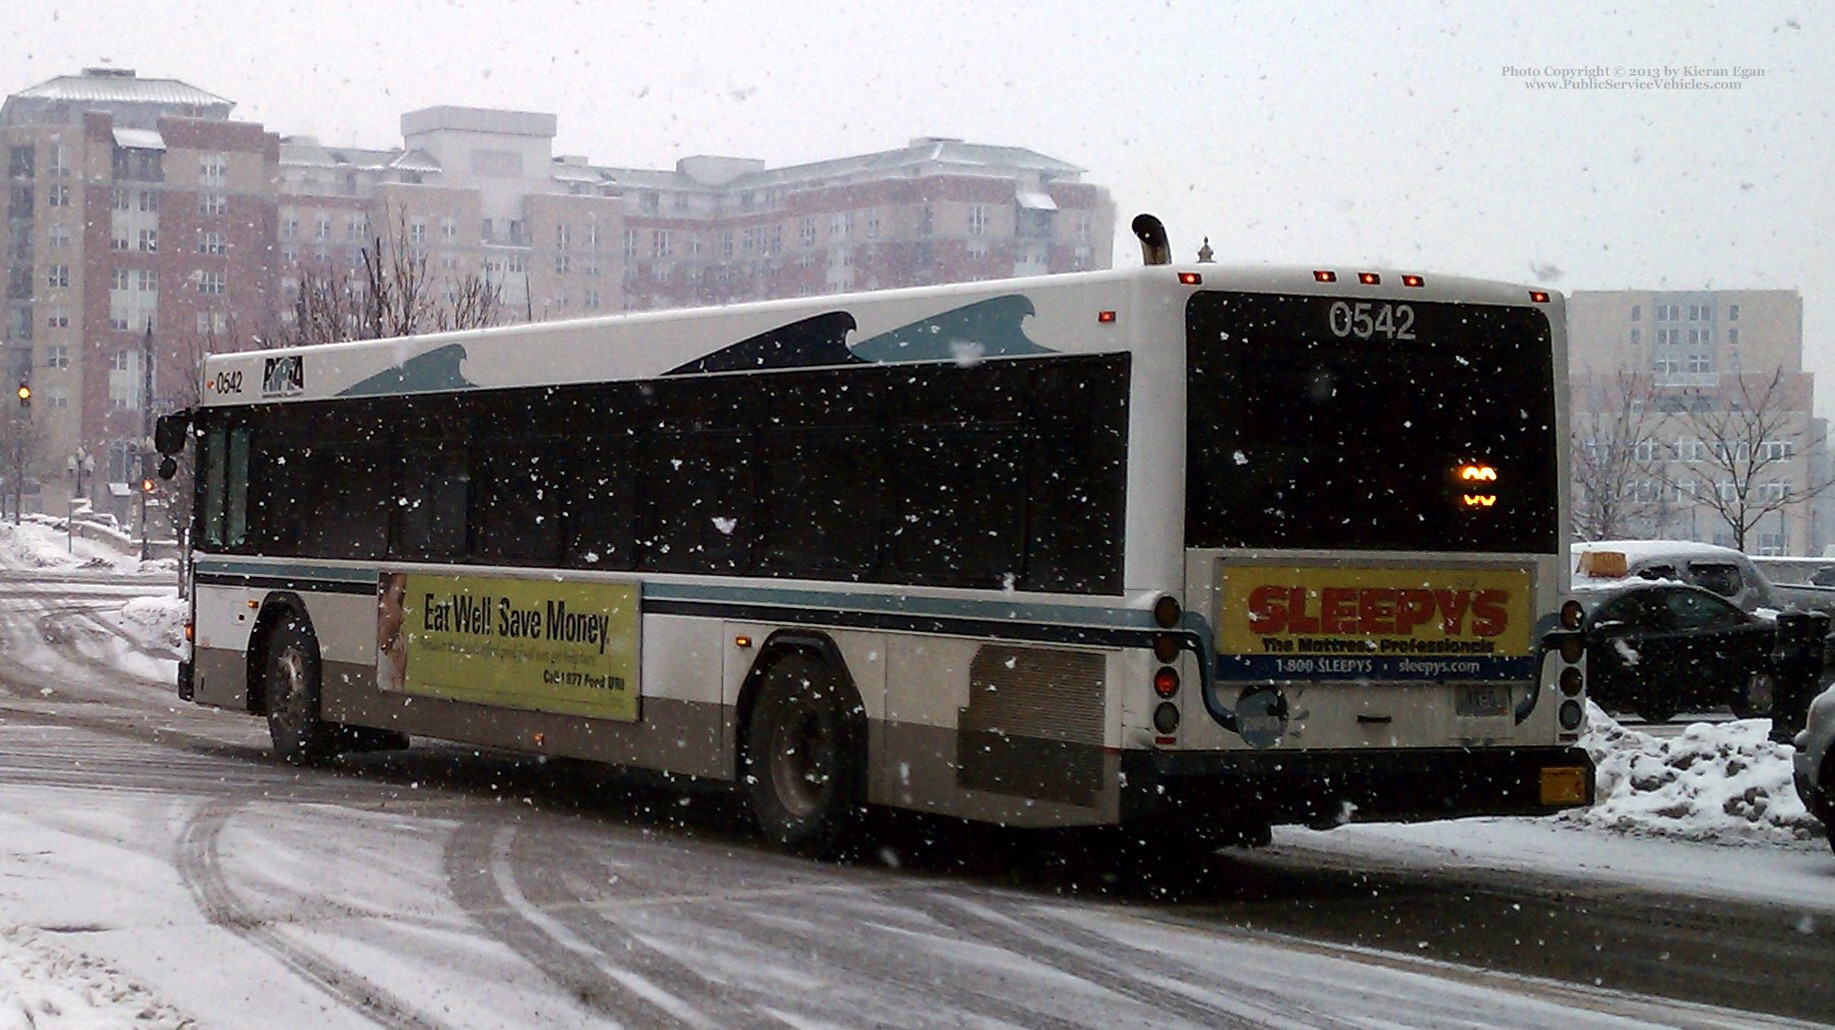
[1659,368,1833,551]
[1,406,47,525]
[1570,370,1666,540]
[285,209,502,346]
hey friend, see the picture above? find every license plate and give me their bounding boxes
[1456,685,1509,718]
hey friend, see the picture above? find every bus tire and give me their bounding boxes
[265,614,338,765]
[744,653,866,858]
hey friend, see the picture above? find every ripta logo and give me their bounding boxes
[262,355,305,397]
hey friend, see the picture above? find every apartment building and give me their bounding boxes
[1567,289,1825,554]
[2,67,278,522]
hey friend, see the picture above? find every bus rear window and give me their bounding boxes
[1185,291,1559,553]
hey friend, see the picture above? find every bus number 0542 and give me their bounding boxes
[1328,300,1416,341]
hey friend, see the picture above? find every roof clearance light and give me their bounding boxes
[1097,310,1117,324]
[1314,270,1337,283]
[1358,272,1381,286]
[1402,274,1425,288]
[1177,271,1203,286]
[1529,290,1551,303]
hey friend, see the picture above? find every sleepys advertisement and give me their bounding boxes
[1218,564,1535,683]
[378,572,640,721]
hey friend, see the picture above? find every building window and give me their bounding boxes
[113,268,131,290]
[584,290,601,310]
[46,265,69,288]
[43,344,69,367]
[281,215,298,240]
[44,387,68,409]
[110,349,133,372]
[1728,328,1740,346]
[198,271,225,295]
[196,310,228,334]
[623,228,638,260]
[1630,304,1641,321]
[46,225,69,250]
[410,219,427,245]
[138,228,158,253]
[7,145,33,178]
[1686,352,1712,373]
[968,204,988,236]
[1728,304,1741,321]
[197,230,225,255]
[46,184,70,208]
[138,269,158,292]
[138,190,158,213]
[652,229,672,258]
[554,254,571,275]
[1629,328,1641,346]
[443,217,458,242]
[801,217,816,248]
[315,215,331,240]
[45,308,68,330]
[199,193,227,216]
[200,153,227,185]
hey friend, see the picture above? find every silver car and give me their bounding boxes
[1794,681,1835,855]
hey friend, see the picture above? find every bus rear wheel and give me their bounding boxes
[744,653,865,858]
[265,615,338,765]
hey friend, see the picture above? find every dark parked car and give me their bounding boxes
[1578,582,1780,722]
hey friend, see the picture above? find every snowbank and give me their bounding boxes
[1565,701,1824,846]
[0,516,176,578]
[0,927,193,1029]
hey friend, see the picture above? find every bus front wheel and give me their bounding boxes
[265,615,337,765]
[744,653,865,858]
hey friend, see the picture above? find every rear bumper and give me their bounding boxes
[1120,745,1595,829]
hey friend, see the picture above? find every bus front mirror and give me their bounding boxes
[157,455,179,481]
[154,411,191,456]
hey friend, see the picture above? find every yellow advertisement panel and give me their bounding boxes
[1217,564,1534,682]
[377,572,640,721]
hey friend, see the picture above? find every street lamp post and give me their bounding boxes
[138,324,154,561]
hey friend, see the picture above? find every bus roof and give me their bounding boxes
[197,263,1561,407]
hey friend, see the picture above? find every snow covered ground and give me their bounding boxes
[1,516,1831,1025]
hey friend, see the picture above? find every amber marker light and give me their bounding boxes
[734,634,753,648]
[1357,272,1381,285]
[1177,271,1203,286]
[1402,274,1425,288]
[1313,270,1338,283]
[1529,290,1551,303]
[1097,310,1117,324]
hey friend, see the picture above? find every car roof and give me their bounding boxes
[1570,539,1748,565]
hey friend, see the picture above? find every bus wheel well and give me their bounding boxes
[246,593,313,716]
[733,631,865,782]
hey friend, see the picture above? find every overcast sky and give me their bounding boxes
[7,1,1831,404]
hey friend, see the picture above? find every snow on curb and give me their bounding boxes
[0,926,194,1029]
[1565,701,1825,846]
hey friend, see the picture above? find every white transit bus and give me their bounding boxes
[160,216,1593,856]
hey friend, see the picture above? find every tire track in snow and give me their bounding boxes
[905,889,1322,1030]
[445,814,755,1028]
[175,796,443,1030]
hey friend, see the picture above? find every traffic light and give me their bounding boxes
[140,476,156,495]
[15,381,27,408]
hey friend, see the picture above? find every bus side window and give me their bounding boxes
[393,451,469,559]
[200,425,228,548]
[564,432,635,570]
[224,427,251,547]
